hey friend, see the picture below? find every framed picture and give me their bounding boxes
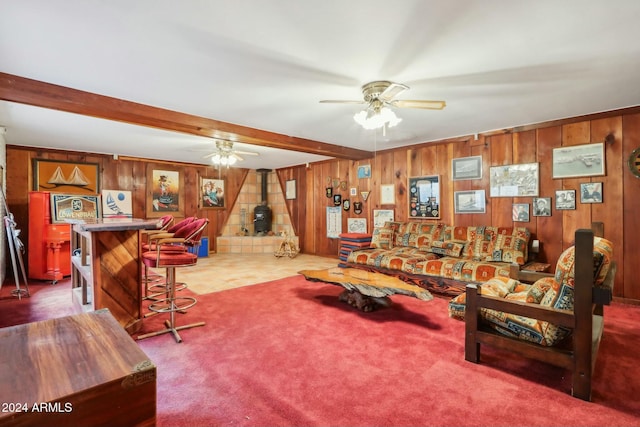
[201,177,225,208]
[357,164,371,179]
[532,197,552,216]
[489,163,539,197]
[454,190,486,214]
[552,142,605,179]
[452,155,483,180]
[380,184,395,204]
[347,218,367,233]
[555,189,576,210]
[580,182,603,203]
[408,175,440,219]
[512,203,530,222]
[33,159,100,194]
[326,206,342,238]
[50,193,101,224]
[146,166,184,217]
[101,189,133,218]
[349,187,357,197]
[373,209,394,228]
[285,179,296,200]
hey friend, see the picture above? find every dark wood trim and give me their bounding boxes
[0,72,372,161]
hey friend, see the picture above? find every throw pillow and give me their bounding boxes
[370,227,394,249]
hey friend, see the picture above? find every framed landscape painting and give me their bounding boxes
[452,156,482,180]
[552,143,605,179]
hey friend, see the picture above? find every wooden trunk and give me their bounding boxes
[0,309,156,426]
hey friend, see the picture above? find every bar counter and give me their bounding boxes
[70,218,161,334]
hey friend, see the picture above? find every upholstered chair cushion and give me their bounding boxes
[448,236,614,347]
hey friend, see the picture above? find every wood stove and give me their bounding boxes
[254,168,272,235]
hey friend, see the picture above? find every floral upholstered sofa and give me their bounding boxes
[345,221,531,296]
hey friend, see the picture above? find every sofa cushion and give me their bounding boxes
[394,222,444,248]
[370,227,395,249]
[485,227,530,265]
[417,257,512,283]
[429,240,465,257]
[346,247,439,272]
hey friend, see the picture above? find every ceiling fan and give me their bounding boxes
[202,140,259,166]
[320,80,446,130]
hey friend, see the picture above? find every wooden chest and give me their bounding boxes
[0,309,156,426]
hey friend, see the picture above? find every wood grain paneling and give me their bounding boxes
[276,111,638,302]
[6,107,640,303]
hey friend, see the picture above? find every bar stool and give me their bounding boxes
[142,216,196,300]
[137,218,208,343]
[140,214,174,288]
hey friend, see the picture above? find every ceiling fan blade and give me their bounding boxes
[234,150,260,156]
[202,152,217,159]
[232,153,244,162]
[378,83,409,102]
[390,99,446,110]
[319,100,366,104]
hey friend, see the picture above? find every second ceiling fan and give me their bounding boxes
[202,140,259,166]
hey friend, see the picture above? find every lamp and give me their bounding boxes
[353,102,402,130]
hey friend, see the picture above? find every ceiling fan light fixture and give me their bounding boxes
[354,106,402,130]
[211,153,237,166]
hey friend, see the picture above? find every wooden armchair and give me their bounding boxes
[463,228,616,401]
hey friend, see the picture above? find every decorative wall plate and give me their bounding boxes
[629,147,640,178]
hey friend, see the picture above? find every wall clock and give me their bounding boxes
[629,147,640,178]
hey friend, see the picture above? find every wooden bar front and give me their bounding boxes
[0,309,157,427]
[71,218,160,334]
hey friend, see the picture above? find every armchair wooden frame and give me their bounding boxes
[464,227,616,401]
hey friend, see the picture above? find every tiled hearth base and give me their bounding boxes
[216,235,299,254]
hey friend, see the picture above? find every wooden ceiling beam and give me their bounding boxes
[0,72,372,160]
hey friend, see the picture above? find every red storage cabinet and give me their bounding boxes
[28,191,71,282]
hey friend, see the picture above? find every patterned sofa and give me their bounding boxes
[344,221,531,296]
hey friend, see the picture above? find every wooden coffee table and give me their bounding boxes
[299,267,433,312]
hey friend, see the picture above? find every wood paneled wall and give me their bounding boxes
[278,110,640,304]
[5,147,248,256]
[6,108,640,304]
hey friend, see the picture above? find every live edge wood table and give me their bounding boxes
[299,267,433,312]
[70,218,161,334]
[0,309,157,427]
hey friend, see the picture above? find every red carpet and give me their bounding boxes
[1,276,640,426]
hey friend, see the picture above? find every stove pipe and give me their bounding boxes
[254,168,272,235]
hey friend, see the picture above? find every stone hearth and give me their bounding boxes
[216,170,298,254]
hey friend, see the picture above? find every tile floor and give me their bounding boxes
[148,253,339,295]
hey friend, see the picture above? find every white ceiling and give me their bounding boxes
[2,0,640,169]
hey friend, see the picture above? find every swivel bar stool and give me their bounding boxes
[140,214,174,289]
[142,216,196,300]
[137,218,208,343]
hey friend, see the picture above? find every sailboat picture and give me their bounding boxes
[101,189,133,218]
[33,159,100,194]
